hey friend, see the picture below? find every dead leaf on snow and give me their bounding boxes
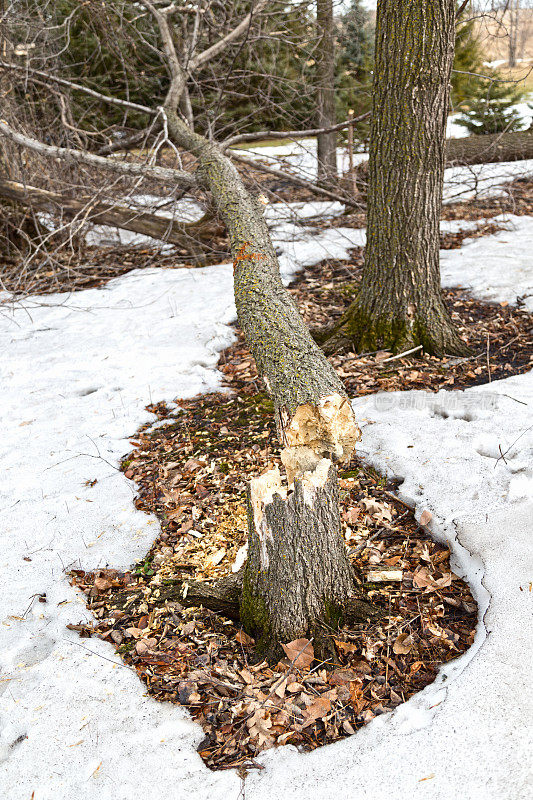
[419,509,433,527]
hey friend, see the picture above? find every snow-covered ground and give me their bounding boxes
[232,112,533,204]
[1,191,533,796]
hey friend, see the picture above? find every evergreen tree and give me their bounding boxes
[336,0,374,143]
[456,77,525,134]
[451,13,486,109]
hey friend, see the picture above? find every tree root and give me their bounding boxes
[115,570,242,620]
[317,300,471,358]
[115,568,381,656]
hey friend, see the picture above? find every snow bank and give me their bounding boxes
[440,214,533,310]
[0,204,371,800]
[1,202,532,799]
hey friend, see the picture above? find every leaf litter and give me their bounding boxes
[70,357,479,770]
[66,183,533,771]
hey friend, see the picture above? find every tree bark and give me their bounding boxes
[241,463,358,661]
[323,0,468,357]
[316,0,338,186]
[115,570,243,619]
[446,128,533,166]
[166,110,365,658]
[0,178,219,257]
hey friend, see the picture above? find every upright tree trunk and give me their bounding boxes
[508,1,520,68]
[323,0,467,357]
[166,111,368,660]
[316,0,338,185]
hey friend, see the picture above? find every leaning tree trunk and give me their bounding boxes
[323,0,468,357]
[166,110,369,660]
[316,0,338,186]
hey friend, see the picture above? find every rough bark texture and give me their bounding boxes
[115,571,242,619]
[166,111,359,457]
[348,129,533,192]
[325,0,467,357]
[240,462,357,660]
[166,111,366,656]
[0,178,219,256]
[316,0,338,185]
[446,128,533,166]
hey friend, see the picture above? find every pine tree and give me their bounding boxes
[336,0,374,142]
[451,13,486,109]
[456,77,525,135]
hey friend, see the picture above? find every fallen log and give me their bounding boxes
[342,130,533,199]
[0,178,221,252]
[445,129,533,167]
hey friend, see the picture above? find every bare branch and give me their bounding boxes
[189,0,272,71]
[230,151,362,209]
[139,1,187,111]
[0,121,196,188]
[0,60,155,116]
[97,129,153,156]
[0,178,207,247]
[456,0,470,19]
[223,112,371,149]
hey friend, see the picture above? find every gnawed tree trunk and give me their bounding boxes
[241,462,354,661]
[166,110,373,659]
[322,0,468,357]
[316,0,338,186]
[0,178,220,258]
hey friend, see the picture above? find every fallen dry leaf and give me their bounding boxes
[393,632,415,655]
[301,696,332,728]
[281,638,314,669]
[419,509,433,527]
[94,577,112,591]
[235,629,254,646]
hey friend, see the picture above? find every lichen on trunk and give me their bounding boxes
[322,0,468,358]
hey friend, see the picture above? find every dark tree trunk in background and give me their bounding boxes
[323,0,468,357]
[508,0,520,68]
[316,0,338,185]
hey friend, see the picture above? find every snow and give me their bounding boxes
[1,186,533,797]
[235,131,533,206]
[443,159,533,203]
[440,213,533,311]
[234,138,367,181]
[84,194,204,250]
[447,100,533,140]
